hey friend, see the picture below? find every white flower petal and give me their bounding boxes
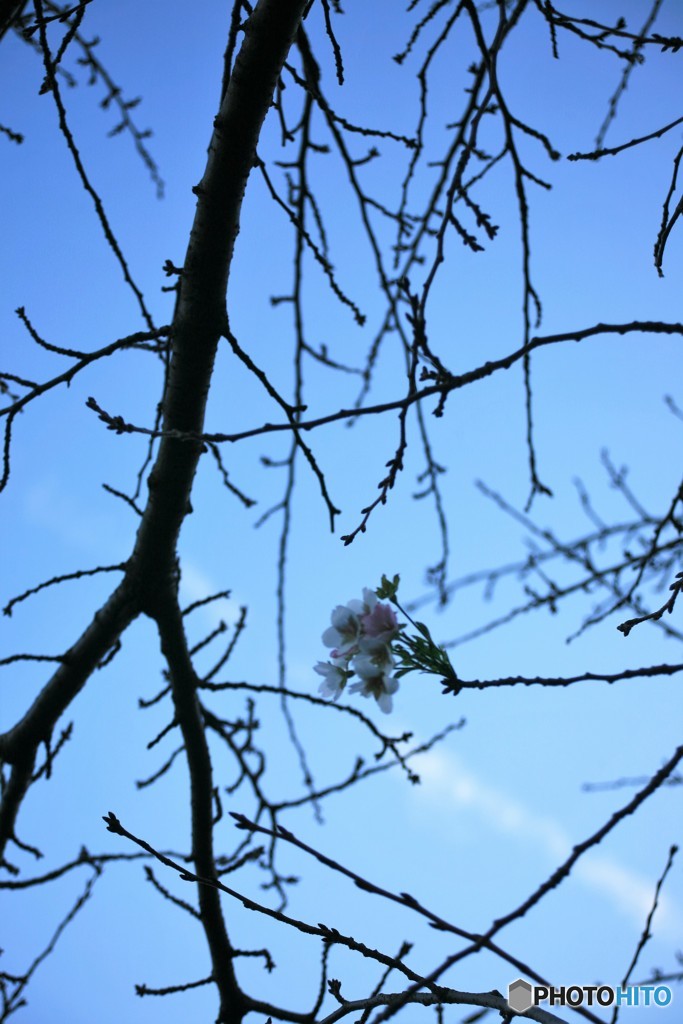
[322,624,341,648]
[376,692,393,713]
[314,660,347,701]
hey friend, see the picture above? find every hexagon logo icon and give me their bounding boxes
[508,978,533,1013]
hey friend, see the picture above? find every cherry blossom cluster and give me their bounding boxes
[315,588,401,713]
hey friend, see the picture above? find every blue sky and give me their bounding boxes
[1,1,682,1022]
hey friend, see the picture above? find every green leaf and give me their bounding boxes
[376,573,400,600]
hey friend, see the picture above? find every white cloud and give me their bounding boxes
[575,856,675,932]
[413,748,680,935]
[179,559,242,627]
[25,477,120,551]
